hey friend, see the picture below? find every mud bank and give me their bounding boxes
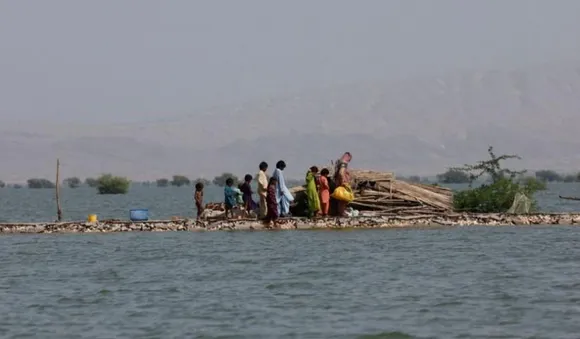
[2,213,580,234]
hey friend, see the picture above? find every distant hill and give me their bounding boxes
[2,61,580,181]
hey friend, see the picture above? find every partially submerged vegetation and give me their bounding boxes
[535,170,580,183]
[96,174,130,195]
[27,178,56,189]
[156,178,169,187]
[213,172,239,187]
[85,178,98,188]
[436,169,471,184]
[170,175,190,187]
[63,177,81,188]
[452,147,546,213]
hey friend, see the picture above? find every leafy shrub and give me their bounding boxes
[436,169,470,184]
[213,172,239,187]
[535,170,563,182]
[156,178,169,187]
[171,175,191,187]
[63,177,81,188]
[452,146,544,213]
[194,178,211,186]
[85,178,98,188]
[96,174,130,195]
[27,178,56,189]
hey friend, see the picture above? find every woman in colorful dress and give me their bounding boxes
[333,152,352,216]
[305,166,321,217]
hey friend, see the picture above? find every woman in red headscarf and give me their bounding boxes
[333,152,352,216]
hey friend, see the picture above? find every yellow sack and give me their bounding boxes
[331,185,354,202]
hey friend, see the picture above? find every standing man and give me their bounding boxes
[257,161,269,219]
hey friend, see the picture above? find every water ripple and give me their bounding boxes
[1,227,580,338]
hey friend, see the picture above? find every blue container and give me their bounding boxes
[130,209,149,221]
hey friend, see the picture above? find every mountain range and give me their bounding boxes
[2,61,580,182]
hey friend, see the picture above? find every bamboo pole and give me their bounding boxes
[56,159,62,221]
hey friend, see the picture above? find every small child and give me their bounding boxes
[239,174,257,212]
[319,168,330,217]
[224,178,240,219]
[194,182,204,220]
[266,177,279,225]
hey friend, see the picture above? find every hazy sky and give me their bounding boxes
[2,0,580,124]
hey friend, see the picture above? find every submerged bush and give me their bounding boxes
[156,178,169,187]
[27,178,56,189]
[85,177,98,188]
[63,177,81,188]
[171,175,191,187]
[194,178,210,186]
[212,172,239,187]
[96,174,130,195]
[436,169,470,184]
[452,146,544,213]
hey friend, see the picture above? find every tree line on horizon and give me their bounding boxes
[2,169,580,189]
[435,168,580,184]
[1,166,578,197]
[0,173,266,194]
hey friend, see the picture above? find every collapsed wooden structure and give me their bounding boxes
[291,169,453,216]
[348,170,453,214]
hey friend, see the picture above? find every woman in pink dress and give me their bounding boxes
[319,168,331,216]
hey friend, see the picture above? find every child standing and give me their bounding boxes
[224,178,237,219]
[194,182,204,220]
[319,168,330,217]
[266,177,279,225]
[239,174,257,212]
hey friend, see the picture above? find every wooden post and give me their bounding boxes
[390,172,394,201]
[56,158,62,221]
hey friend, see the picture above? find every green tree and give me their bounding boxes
[171,175,191,187]
[96,174,130,194]
[156,178,169,187]
[212,172,239,187]
[0,180,5,188]
[63,177,81,188]
[85,177,98,187]
[535,170,563,182]
[452,146,543,213]
[436,169,470,184]
[194,178,211,186]
[562,174,577,183]
[27,178,56,189]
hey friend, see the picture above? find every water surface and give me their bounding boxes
[1,227,580,338]
[1,183,580,222]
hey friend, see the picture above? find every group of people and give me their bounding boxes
[194,152,353,224]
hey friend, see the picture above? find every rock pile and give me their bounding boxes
[1,213,580,234]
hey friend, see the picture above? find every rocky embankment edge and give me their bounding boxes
[2,213,580,234]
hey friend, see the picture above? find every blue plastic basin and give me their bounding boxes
[130,209,149,221]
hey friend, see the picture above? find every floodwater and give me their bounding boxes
[1,227,580,338]
[1,183,580,222]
